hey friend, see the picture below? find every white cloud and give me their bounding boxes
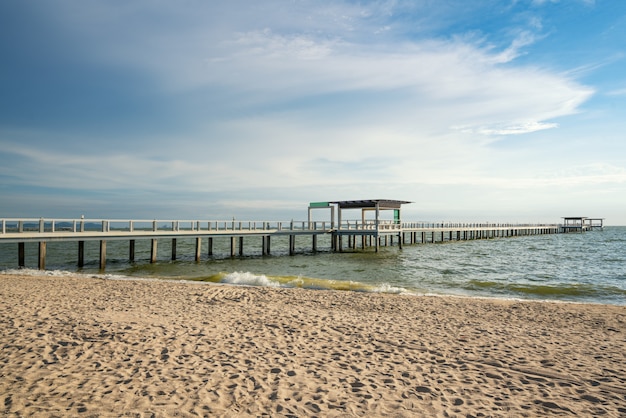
[456,121,559,136]
[4,0,622,221]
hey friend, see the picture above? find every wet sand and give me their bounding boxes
[1,273,625,417]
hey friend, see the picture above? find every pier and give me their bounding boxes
[1,200,598,270]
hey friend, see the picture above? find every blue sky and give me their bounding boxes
[1,0,625,224]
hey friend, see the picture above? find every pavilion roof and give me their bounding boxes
[328,199,412,209]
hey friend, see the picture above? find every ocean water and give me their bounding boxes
[1,226,625,305]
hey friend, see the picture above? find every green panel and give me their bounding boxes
[309,202,330,208]
[394,209,400,223]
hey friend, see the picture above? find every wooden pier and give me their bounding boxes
[2,217,562,271]
[2,199,602,271]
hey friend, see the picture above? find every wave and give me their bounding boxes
[191,271,410,294]
[467,279,626,300]
[1,268,409,295]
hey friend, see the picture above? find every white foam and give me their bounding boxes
[220,271,281,287]
[371,283,409,294]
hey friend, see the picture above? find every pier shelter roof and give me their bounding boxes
[328,199,412,210]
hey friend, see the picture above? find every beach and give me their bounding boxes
[1,273,625,417]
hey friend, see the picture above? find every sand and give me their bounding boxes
[0,274,625,417]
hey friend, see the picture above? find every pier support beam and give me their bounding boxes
[195,238,202,261]
[99,241,107,270]
[230,237,236,257]
[38,242,46,270]
[150,239,158,263]
[78,241,84,267]
[289,235,295,256]
[239,237,244,256]
[208,237,213,256]
[18,243,25,268]
[171,238,177,261]
[129,240,135,263]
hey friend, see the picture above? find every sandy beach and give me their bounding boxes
[1,274,624,417]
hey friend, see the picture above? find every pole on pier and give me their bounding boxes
[78,241,85,267]
[230,237,236,257]
[289,235,295,256]
[312,235,317,252]
[38,242,46,270]
[195,237,202,261]
[99,241,107,270]
[171,238,177,260]
[150,239,158,263]
[129,240,135,262]
[18,243,25,268]
[239,237,244,256]
[208,237,213,256]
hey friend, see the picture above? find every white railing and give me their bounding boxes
[0,218,336,235]
[0,217,561,236]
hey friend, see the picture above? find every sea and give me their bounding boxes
[1,226,625,306]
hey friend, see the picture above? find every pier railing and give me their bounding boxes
[1,217,561,236]
[0,218,337,235]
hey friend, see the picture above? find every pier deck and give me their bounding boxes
[1,217,566,271]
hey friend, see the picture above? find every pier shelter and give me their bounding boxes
[561,217,604,233]
[309,199,412,252]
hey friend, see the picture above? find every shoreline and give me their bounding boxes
[3,267,625,307]
[1,272,625,417]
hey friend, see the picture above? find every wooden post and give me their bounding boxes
[171,238,177,260]
[289,235,295,255]
[312,235,317,252]
[230,237,236,257]
[99,241,107,270]
[78,241,85,267]
[239,237,244,256]
[18,242,25,268]
[195,237,202,261]
[38,242,46,270]
[150,239,158,263]
[266,236,271,255]
[129,240,135,262]
[208,237,213,256]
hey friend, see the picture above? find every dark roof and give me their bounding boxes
[329,199,412,209]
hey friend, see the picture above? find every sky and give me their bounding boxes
[1,0,625,224]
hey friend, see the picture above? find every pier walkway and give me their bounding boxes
[1,217,562,270]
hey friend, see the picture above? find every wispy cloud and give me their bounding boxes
[1,0,623,221]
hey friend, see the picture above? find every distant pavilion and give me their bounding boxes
[308,199,413,251]
[561,217,604,232]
